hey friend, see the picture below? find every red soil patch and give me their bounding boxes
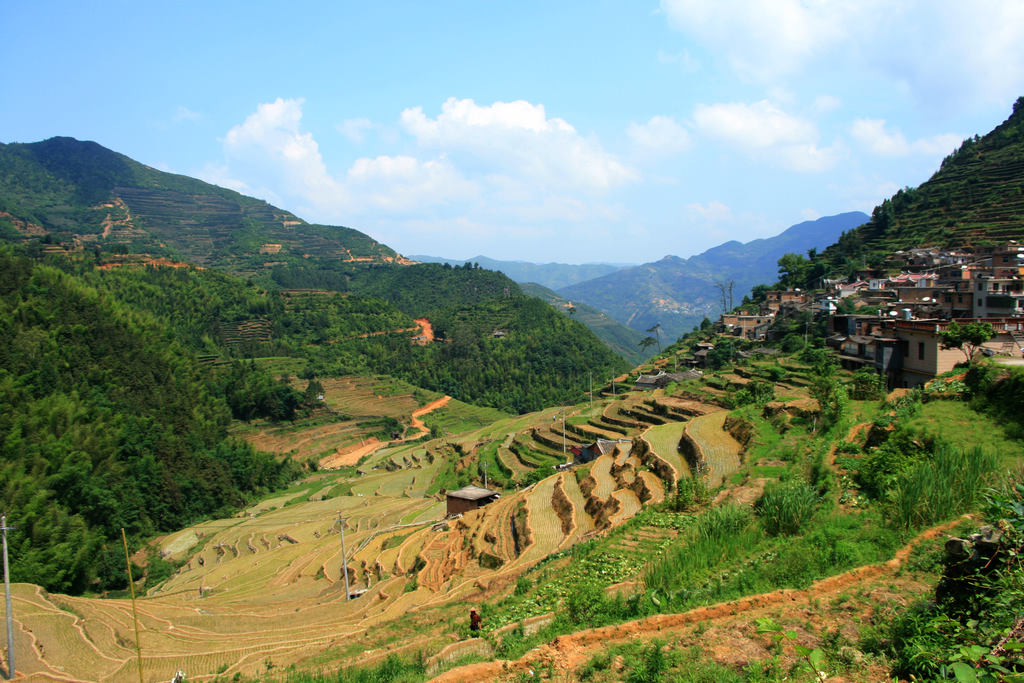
[319,437,383,469]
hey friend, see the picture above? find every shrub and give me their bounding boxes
[755,481,820,535]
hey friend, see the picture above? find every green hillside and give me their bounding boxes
[0,249,296,594]
[0,137,399,269]
[822,97,1024,273]
[520,281,648,364]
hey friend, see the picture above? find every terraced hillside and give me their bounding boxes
[0,372,741,680]
[0,137,402,269]
[822,97,1024,272]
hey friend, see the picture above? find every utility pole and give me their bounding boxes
[1,516,13,681]
[121,529,144,683]
[561,409,566,453]
[338,515,350,601]
[482,462,488,489]
[589,372,593,409]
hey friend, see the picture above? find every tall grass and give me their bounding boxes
[755,480,820,536]
[889,445,998,530]
[269,652,427,682]
[644,504,756,594]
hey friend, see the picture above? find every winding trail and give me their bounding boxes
[409,396,452,439]
[319,396,451,468]
[431,517,967,682]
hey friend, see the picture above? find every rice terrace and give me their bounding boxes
[5,343,1022,682]
[4,55,1024,683]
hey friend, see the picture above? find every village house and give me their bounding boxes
[719,313,773,340]
[445,485,500,516]
[762,290,810,314]
[570,439,621,464]
[830,317,1021,388]
[633,369,704,391]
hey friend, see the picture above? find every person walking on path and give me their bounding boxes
[469,609,481,633]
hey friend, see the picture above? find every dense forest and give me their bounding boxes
[0,249,296,593]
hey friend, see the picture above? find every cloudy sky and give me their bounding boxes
[4,1,1024,263]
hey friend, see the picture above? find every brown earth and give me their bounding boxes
[431,517,967,682]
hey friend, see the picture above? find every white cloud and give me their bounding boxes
[850,118,960,157]
[694,100,813,148]
[687,200,733,222]
[659,1,1024,108]
[400,97,637,190]
[692,99,841,171]
[174,106,201,122]
[346,154,478,211]
[221,97,344,209]
[627,116,691,155]
[659,0,868,81]
[338,117,372,143]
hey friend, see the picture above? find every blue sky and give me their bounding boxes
[3,1,1024,263]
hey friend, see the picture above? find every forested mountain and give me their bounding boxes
[779,97,1024,288]
[557,212,868,341]
[409,254,629,290]
[0,137,401,270]
[0,250,296,593]
[519,282,648,365]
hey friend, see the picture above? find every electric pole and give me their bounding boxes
[338,515,350,601]
[561,409,566,453]
[482,461,488,489]
[589,372,593,409]
[1,516,13,681]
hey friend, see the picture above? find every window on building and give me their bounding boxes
[900,340,909,357]
[918,342,925,360]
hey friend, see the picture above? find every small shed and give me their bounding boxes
[573,439,620,464]
[445,485,500,516]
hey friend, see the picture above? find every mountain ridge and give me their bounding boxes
[557,211,868,340]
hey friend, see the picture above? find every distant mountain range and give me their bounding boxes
[408,254,631,290]
[557,212,869,341]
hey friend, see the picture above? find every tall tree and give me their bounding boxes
[939,321,996,365]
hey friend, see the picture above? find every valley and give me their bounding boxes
[1,99,1024,683]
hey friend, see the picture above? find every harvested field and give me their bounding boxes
[608,489,642,526]
[516,476,567,566]
[584,454,616,501]
[559,472,596,543]
[685,411,742,488]
[642,422,690,482]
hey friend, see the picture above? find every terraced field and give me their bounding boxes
[4,378,729,680]
[685,410,743,488]
[642,421,691,483]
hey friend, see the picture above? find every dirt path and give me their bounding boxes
[431,517,967,682]
[319,396,451,469]
[319,438,383,469]
[409,396,452,439]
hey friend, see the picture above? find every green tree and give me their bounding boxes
[939,321,996,365]
[777,253,810,289]
[850,367,886,400]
